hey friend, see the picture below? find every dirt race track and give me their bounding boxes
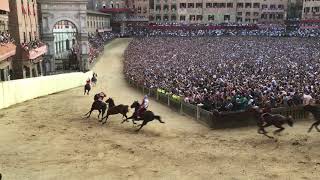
[0,39,319,180]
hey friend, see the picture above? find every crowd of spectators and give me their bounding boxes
[124,36,320,111]
[0,31,14,45]
[88,32,118,63]
[21,39,45,51]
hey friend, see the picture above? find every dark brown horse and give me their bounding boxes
[126,101,165,132]
[84,83,91,95]
[84,100,107,120]
[101,98,129,125]
[303,105,320,132]
[258,113,294,138]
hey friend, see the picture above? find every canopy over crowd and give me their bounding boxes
[124,36,320,111]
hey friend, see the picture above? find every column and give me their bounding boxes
[3,68,8,81]
[39,61,43,76]
[34,64,39,77]
[22,67,26,79]
[29,66,33,78]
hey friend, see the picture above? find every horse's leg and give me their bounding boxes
[258,123,271,134]
[98,110,101,118]
[102,115,109,125]
[136,120,148,132]
[273,125,285,135]
[263,133,274,139]
[121,114,129,124]
[315,121,320,132]
[100,109,106,122]
[86,109,93,118]
[308,122,317,133]
[154,115,164,123]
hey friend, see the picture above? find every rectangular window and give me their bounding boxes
[245,3,251,8]
[237,3,243,8]
[262,4,267,9]
[206,3,212,8]
[196,3,202,8]
[212,3,218,8]
[187,3,194,8]
[224,15,230,21]
[196,15,203,21]
[180,15,185,21]
[189,15,195,21]
[208,15,214,21]
[180,3,186,8]
[227,3,233,8]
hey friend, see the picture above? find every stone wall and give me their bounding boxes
[0,71,92,110]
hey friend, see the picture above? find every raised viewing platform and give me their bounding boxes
[22,44,48,60]
[0,42,16,61]
[97,27,112,32]
[99,8,131,13]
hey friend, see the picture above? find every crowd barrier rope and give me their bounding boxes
[126,77,309,129]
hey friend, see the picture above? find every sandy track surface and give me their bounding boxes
[0,38,319,180]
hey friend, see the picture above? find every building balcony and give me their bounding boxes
[99,8,131,13]
[0,42,16,62]
[22,44,48,60]
[261,9,285,13]
[97,27,112,32]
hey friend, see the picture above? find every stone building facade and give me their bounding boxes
[0,0,15,81]
[145,0,289,24]
[38,0,89,73]
[9,0,47,79]
[87,10,112,35]
[302,0,320,20]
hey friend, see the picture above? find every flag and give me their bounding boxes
[22,5,26,15]
[33,4,36,16]
[28,5,31,15]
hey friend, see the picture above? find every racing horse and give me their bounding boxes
[84,83,91,95]
[101,98,129,125]
[125,101,165,132]
[91,73,97,87]
[303,104,320,132]
[258,113,294,139]
[84,100,107,120]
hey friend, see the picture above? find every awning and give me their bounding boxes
[0,43,16,61]
[0,0,10,12]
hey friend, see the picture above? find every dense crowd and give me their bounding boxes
[123,27,320,38]
[21,39,45,51]
[0,31,14,45]
[124,36,320,111]
[88,32,118,63]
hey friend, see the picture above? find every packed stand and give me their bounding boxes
[123,22,320,38]
[124,37,320,112]
[0,31,14,45]
[21,39,45,51]
[88,32,119,63]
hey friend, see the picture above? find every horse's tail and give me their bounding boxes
[287,116,294,127]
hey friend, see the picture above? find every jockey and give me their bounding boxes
[86,78,91,85]
[137,95,149,118]
[94,92,106,102]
